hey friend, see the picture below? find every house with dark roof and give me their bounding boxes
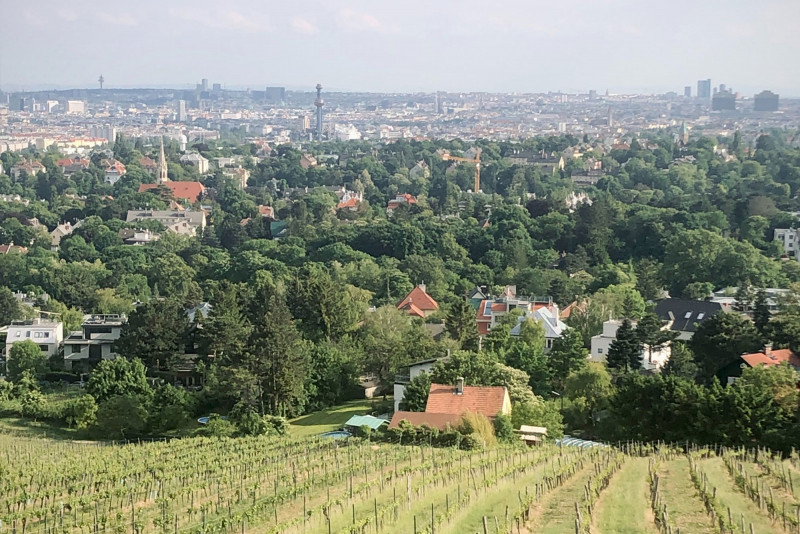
[654,299,727,340]
[396,284,439,318]
[388,379,511,431]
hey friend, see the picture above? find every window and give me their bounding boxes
[597,348,604,354]
[697,313,705,320]
[15,332,20,338]
[38,345,48,352]
[25,331,31,337]
[683,312,692,319]
[546,339,553,349]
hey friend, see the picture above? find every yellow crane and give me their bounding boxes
[442,148,482,193]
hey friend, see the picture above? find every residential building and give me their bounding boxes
[393,358,440,412]
[726,344,800,385]
[125,210,206,236]
[63,314,126,371]
[5,319,64,359]
[299,154,317,170]
[179,152,209,173]
[0,243,28,255]
[118,228,159,245]
[590,319,671,371]
[386,193,417,215]
[336,189,363,211]
[50,219,84,251]
[57,156,90,176]
[508,305,568,350]
[258,205,275,218]
[104,160,126,184]
[177,100,187,122]
[654,299,726,340]
[754,91,779,112]
[396,284,439,318]
[389,379,511,430]
[409,160,430,180]
[10,160,46,181]
[221,166,250,188]
[65,100,86,114]
[139,156,158,174]
[505,150,565,174]
[475,285,558,336]
[138,181,205,203]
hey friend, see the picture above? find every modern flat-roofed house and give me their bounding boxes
[5,319,64,359]
[393,358,440,412]
[63,314,127,371]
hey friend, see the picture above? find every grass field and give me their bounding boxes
[288,398,380,436]
[0,432,797,534]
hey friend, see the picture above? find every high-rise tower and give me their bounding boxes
[314,83,324,140]
[157,137,169,184]
[98,75,104,90]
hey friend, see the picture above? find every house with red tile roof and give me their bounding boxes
[475,285,558,336]
[104,160,127,185]
[386,193,417,215]
[138,181,205,203]
[0,242,28,255]
[388,380,511,430]
[396,284,439,318]
[741,345,800,370]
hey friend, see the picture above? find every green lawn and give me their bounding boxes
[0,417,78,440]
[288,399,382,437]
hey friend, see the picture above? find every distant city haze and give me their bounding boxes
[2,0,799,96]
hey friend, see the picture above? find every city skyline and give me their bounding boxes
[1,0,799,97]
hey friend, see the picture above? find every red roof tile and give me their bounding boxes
[741,349,800,369]
[425,383,508,418]
[397,286,438,312]
[398,302,426,318]
[139,182,205,203]
[387,411,462,430]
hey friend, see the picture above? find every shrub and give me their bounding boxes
[264,415,288,435]
[7,341,48,382]
[93,395,148,440]
[65,395,98,429]
[492,414,516,443]
[459,433,483,450]
[0,379,12,401]
[195,414,236,438]
[20,390,46,420]
[458,412,496,447]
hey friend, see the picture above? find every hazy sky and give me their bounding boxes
[2,0,800,96]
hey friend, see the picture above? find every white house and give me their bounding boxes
[63,315,126,370]
[104,160,127,185]
[775,228,800,261]
[393,358,440,412]
[5,319,64,359]
[509,307,568,350]
[590,319,672,371]
[180,153,210,174]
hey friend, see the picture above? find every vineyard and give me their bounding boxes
[1,436,800,534]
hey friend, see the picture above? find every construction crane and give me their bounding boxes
[442,148,482,193]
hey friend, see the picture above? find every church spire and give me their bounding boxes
[158,137,169,184]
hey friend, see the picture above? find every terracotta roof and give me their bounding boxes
[337,197,359,209]
[398,302,426,318]
[139,182,205,203]
[397,285,439,312]
[0,244,28,254]
[425,383,508,418]
[741,349,800,369]
[560,301,587,319]
[387,411,462,431]
[258,205,275,218]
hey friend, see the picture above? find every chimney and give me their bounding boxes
[764,343,773,358]
[418,283,426,293]
[456,377,464,395]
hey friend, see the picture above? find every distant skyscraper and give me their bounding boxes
[265,87,286,103]
[684,86,692,98]
[18,98,26,111]
[435,91,444,114]
[201,79,209,92]
[607,106,613,127]
[712,89,736,111]
[697,79,711,100]
[314,83,324,140]
[299,115,310,131]
[588,89,597,100]
[177,100,187,122]
[212,83,222,92]
[754,90,779,112]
